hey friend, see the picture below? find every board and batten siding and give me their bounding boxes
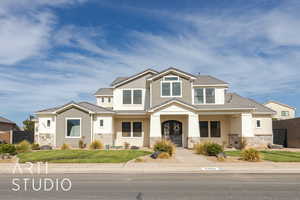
[151,74,192,107]
[56,107,92,148]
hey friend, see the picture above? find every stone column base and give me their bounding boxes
[187,137,201,149]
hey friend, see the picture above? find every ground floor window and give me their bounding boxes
[199,121,209,137]
[199,120,221,138]
[66,119,81,138]
[210,121,221,137]
[122,121,142,137]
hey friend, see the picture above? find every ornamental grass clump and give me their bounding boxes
[153,140,176,156]
[61,143,71,150]
[16,140,31,153]
[241,148,261,162]
[89,140,103,150]
[157,152,170,159]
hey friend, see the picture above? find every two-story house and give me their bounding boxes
[35,67,275,148]
[264,101,296,120]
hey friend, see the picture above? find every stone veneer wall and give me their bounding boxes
[39,133,54,146]
[246,135,273,147]
[187,137,201,149]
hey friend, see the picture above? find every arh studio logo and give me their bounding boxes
[11,162,72,192]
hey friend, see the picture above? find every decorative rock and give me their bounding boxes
[40,145,53,150]
[268,144,284,149]
[216,152,227,159]
[130,146,139,150]
[150,151,161,159]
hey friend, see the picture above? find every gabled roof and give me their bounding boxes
[264,100,296,110]
[0,116,15,124]
[148,98,197,112]
[110,69,158,87]
[36,101,114,114]
[147,67,197,81]
[94,88,113,96]
[147,93,275,114]
[193,75,228,86]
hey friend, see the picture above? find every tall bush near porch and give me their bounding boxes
[153,140,176,156]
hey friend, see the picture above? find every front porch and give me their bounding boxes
[148,102,256,148]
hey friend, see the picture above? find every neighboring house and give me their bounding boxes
[35,67,275,148]
[264,101,296,120]
[273,118,300,148]
[0,116,19,143]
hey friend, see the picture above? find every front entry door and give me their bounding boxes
[162,120,182,147]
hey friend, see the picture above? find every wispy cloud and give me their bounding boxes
[1,0,300,123]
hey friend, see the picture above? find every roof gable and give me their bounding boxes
[147,67,197,81]
[264,101,296,110]
[111,69,158,88]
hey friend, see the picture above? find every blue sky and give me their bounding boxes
[0,0,300,125]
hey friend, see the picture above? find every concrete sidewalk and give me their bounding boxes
[1,160,300,174]
[1,149,300,174]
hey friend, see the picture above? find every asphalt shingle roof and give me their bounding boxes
[193,75,228,85]
[0,116,15,124]
[94,88,113,96]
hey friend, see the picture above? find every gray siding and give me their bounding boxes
[56,107,91,148]
[151,73,192,107]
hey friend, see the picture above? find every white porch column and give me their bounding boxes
[241,113,253,137]
[149,113,162,147]
[187,113,200,148]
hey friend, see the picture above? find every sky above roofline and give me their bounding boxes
[0,0,299,125]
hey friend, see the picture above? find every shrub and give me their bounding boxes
[124,142,130,149]
[78,140,86,149]
[241,148,261,162]
[194,142,207,155]
[135,158,145,163]
[206,143,223,156]
[16,140,31,153]
[31,143,40,150]
[153,140,176,156]
[194,141,223,156]
[89,140,103,150]
[158,152,170,159]
[0,144,17,155]
[61,143,71,150]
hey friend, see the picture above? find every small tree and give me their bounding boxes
[23,116,35,134]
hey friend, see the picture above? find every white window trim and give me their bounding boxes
[121,120,143,138]
[65,118,82,138]
[256,119,261,129]
[99,119,104,129]
[193,87,216,105]
[160,76,182,98]
[122,88,143,105]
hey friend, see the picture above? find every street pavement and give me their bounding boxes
[1,173,300,200]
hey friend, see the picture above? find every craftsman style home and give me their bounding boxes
[35,68,275,148]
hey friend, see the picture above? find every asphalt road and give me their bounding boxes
[1,173,300,200]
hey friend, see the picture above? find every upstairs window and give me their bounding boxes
[206,88,215,104]
[194,88,215,104]
[101,97,105,103]
[281,111,289,116]
[122,89,142,105]
[108,97,111,103]
[161,76,181,97]
[123,90,132,104]
[194,88,204,104]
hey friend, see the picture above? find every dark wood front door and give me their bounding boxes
[162,120,182,147]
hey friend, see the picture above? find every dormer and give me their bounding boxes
[94,88,113,108]
[192,75,229,105]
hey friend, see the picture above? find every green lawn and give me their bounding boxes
[17,150,151,163]
[226,150,300,162]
